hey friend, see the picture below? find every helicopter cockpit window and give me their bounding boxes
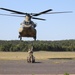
[25,22,31,25]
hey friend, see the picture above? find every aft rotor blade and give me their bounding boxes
[0,13,25,17]
[46,11,73,14]
[32,17,46,21]
[33,9,52,16]
[0,8,27,15]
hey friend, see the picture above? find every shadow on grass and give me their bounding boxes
[48,58,74,60]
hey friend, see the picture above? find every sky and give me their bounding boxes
[0,0,75,41]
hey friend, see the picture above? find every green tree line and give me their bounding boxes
[0,40,75,52]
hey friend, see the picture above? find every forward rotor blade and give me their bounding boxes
[32,17,46,21]
[0,8,26,15]
[0,13,25,17]
[33,9,52,16]
[46,11,72,14]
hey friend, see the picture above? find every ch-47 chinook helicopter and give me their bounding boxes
[0,8,72,40]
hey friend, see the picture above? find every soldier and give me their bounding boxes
[27,46,35,63]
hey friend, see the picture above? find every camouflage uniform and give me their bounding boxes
[27,46,35,63]
[28,46,33,57]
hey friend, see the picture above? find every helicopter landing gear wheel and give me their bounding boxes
[33,36,36,41]
[20,37,22,41]
[18,35,22,41]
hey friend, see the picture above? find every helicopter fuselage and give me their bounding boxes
[19,25,36,40]
[18,15,37,40]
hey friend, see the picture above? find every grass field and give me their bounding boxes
[0,51,75,60]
